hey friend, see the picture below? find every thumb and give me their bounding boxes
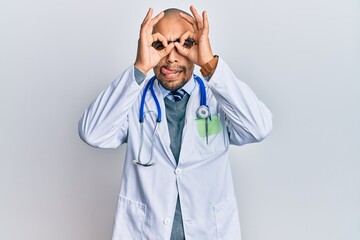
[159,42,175,58]
[174,42,190,58]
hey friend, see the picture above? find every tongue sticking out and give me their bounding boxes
[161,67,180,75]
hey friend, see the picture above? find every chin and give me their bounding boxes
[158,77,187,91]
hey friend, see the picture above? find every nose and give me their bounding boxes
[166,47,179,64]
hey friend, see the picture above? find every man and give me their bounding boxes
[79,6,272,240]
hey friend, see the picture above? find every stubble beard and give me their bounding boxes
[155,65,192,91]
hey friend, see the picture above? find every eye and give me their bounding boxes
[152,41,165,50]
[183,38,195,49]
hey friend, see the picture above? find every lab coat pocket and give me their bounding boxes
[214,198,241,240]
[112,195,147,240]
[195,113,227,155]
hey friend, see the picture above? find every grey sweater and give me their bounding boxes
[165,95,189,240]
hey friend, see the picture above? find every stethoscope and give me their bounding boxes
[132,74,210,167]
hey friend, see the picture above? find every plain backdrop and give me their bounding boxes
[1,0,359,239]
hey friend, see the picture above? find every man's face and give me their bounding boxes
[152,16,195,91]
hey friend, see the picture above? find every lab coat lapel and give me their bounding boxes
[178,81,200,164]
[144,80,177,167]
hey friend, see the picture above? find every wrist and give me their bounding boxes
[200,54,214,67]
[134,62,149,75]
[200,55,219,77]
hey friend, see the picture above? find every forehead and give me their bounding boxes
[153,16,193,40]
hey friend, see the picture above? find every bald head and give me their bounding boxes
[153,8,193,34]
[163,8,192,18]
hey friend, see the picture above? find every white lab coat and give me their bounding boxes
[79,58,272,240]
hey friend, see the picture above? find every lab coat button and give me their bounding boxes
[175,168,182,175]
[163,218,171,225]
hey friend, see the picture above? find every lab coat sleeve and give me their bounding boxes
[206,58,273,145]
[78,65,144,148]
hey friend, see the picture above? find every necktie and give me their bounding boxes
[170,89,186,102]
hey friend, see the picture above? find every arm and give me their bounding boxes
[79,8,174,148]
[176,6,272,145]
[207,58,273,145]
[78,66,143,148]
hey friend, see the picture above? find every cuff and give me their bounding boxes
[134,66,146,85]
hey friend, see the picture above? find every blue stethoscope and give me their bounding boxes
[132,74,210,167]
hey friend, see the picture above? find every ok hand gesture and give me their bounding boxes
[134,8,175,74]
[175,6,214,67]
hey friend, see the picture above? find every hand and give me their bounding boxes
[175,6,214,67]
[134,8,175,74]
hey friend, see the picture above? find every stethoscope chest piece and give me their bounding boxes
[196,105,210,119]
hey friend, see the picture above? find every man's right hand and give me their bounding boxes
[134,8,174,75]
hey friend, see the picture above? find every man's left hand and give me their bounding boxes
[174,6,214,67]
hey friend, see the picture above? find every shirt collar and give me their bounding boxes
[158,75,196,98]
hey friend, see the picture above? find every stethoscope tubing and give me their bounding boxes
[139,74,206,123]
[194,74,207,107]
[134,74,209,167]
[139,76,162,123]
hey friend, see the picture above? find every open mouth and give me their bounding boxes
[161,67,182,79]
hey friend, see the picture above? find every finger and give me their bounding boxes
[202,11,209,34]
[141,8,153,27]
[179,31,195,45]
[149,11,164,28]
[159,42,175,57]
[142,10,164,36]
[179,12,197,30]
[152,32,168,47]
[174,42,190,58]
[140,8,153,37]
[190,5,203,29]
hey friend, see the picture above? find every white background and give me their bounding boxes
[1,0,359,239]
